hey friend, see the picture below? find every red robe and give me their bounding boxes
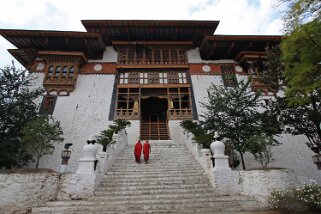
[143,143,151,161]
[134,142,142,162]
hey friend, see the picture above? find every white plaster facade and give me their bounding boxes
[34,74,115,172]
[25,47,321,184]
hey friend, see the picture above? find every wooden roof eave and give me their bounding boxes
[8,49,35,69]
[38,51,88,63]
[205,35,283,42]
[235,51,267,63]
[0,29,106,57]
[0,29,103,39]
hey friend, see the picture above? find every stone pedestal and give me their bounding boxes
[210,132,238,194]
[76,143,98,174]
[213,155,231,171]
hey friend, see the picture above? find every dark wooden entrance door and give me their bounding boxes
[140,97,169,140]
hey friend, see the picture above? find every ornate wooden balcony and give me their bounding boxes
[116,109,140,120]
[118,48,187,66]
[168,108,193,120]
[251,77,277,93]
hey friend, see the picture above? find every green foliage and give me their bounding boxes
[281,0,321,32]
[224,140,241,169]
[0,65,44,169]
[263,46,285,91]
[276,0,321,153]
[201,79,281,169]
[276,96,321,151]
[268,183,321,212]
[281,19,321,106]
[22,116,64,168]
[247,134,278,168]
[111,119,132,134]
[96,119,131,152]
[180,120,213,148]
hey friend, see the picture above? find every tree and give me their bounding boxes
[280,0,321,32]
[0,65,43,169]
[201,79,280,169]
[180,120,213,148]
[276,0,321,153]
[281,20,321,106]
[248,134,276,169]
[180,120,240,168]
[22,116,64,168]
[96,119,131,152]
[276,96,321,152]
[263,45,285,91]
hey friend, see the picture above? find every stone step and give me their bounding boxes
[99,179,209,187]
[94,187,215,196]
[108,167,203,172]
[105,169,204,175]
[111,160,198,164]
[32,200,264,213]
[104,175,206,182]
[90,193,251,201]
[31,140,265,214]
[97,183,212,191]
[32,208,273,214]
[104,172,205,179]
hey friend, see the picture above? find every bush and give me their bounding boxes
[268,183,321,212]
[96,119,131,152]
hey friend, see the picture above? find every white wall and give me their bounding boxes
[169,120,185,143]
[88,46,118,63]
[191,75,223,116]
[126,120,140,145]
[37,74,116,172]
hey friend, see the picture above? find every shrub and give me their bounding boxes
[96,119,131,152]
[268,183,321,212]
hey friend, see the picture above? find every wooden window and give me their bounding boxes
[47,66,54,80]
[128,73,139,84]
[62,66,68,78]
[40,95,57,114]
[69,66,75,80]
[54,66,61,79]
[118,48,187,65]
[221,65,237,87]
[171,50,178,63]
[119,71,188,85]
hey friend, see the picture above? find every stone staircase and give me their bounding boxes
[32,141,267,214]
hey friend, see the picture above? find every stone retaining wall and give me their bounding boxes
[239,169,300,203]
[0,172,59,214]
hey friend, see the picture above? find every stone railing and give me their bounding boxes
[57,129,128,200]
[183,131,300,204]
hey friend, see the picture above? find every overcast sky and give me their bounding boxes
[0,0,284,68]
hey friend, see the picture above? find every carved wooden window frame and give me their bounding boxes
[221,65,238,87]
[39,95,57,114]
[118,71,188,85]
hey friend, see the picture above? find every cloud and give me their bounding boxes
[0,0,283,68]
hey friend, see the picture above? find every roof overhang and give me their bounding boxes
[0,29,106,67]
[200,35,282,60]
[82,20,220,46]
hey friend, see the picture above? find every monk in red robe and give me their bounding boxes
[143,141,151,163]
[134,140,142,163]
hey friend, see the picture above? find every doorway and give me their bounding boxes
[140,96,169,140]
